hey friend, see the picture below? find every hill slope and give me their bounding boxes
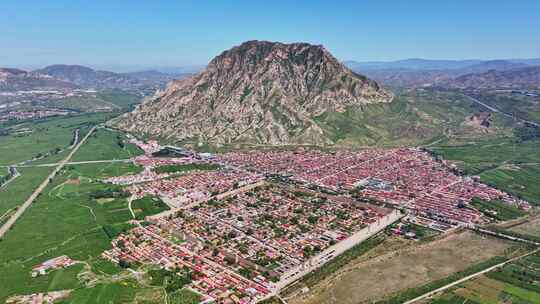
[0,68,77,91]
[35,65,141,90]
[445,66,540,89]
[114,40,393,145]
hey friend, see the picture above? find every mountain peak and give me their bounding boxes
[114,41,392,146]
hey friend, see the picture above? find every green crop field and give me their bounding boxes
[43,90,143,112]
[131,196,170,220]
[167,288,201,304]
[480,165,540,205]
[0,162,147,302]
[0,113,115,165]
[431,138,540,175]
[66,281,139,304]
[71,128,143,162]
[0,167,52,219]
[428,251,540,304]
[65,162,143,180]
[470,198,527,221]
[430,138,540,206]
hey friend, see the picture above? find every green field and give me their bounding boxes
[0,113,115,165]
[153,163,221,174]
[429,251,540,304]
[480,165,540,205]
[430,138,540,175]
[0,162,147,302]
[430,138,540,206]
[167,288,201,304]
[0,167,52,220]
[66,281,138,304]
[131,196,170,220]
[65,162,143,180]
[470,198,527,221]
[43,90,143,112]
[71,128,143,162]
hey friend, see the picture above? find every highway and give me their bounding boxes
[465,94,540,127]
[0,126,98,239]
[0,159,132,168]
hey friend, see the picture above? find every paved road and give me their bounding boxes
[274,209,403,290]
[470,226,540,246]
[404,248,540,304]
[69,128,80,149]
[465,94,540,127]
[1,159,132,168]
[0,126,98,239]
[0,167,19,189]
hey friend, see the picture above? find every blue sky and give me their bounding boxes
[1,0,539,71]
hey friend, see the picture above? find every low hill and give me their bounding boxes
[0,68,78,92]
[445,66,540,89]
[35,65,142,90]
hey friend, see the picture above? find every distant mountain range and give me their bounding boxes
[0,68,77,91]
[0,65,191,92]
[444,66,540,89]
[345,58,540,71]
[345,59,540,88]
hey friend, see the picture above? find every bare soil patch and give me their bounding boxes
[509,215,540,237]
[289,231,512,304]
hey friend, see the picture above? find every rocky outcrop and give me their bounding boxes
[115,40,393,146]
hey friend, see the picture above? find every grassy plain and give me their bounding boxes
[508,216,540,238]
[430,138,540,205]
[0,162,147,302]
[131,196,169,220]
[0,113,114,165]
[0,167,52,220]
[44,90,142,112]
[71,128,143,162]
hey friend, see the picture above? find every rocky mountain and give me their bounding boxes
[443,66,540,89]
[114,40,393,146]
[0,68,77,91]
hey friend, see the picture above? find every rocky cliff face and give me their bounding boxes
[114,40,393,145]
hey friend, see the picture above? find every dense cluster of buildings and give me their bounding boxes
[0,109,70,122]
[31,256,77,277]
[103,184,397,302]
[97,139,528,303]
[218,148,528,225]
[127,170,263,208]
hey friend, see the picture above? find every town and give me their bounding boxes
[92,139,529,303]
